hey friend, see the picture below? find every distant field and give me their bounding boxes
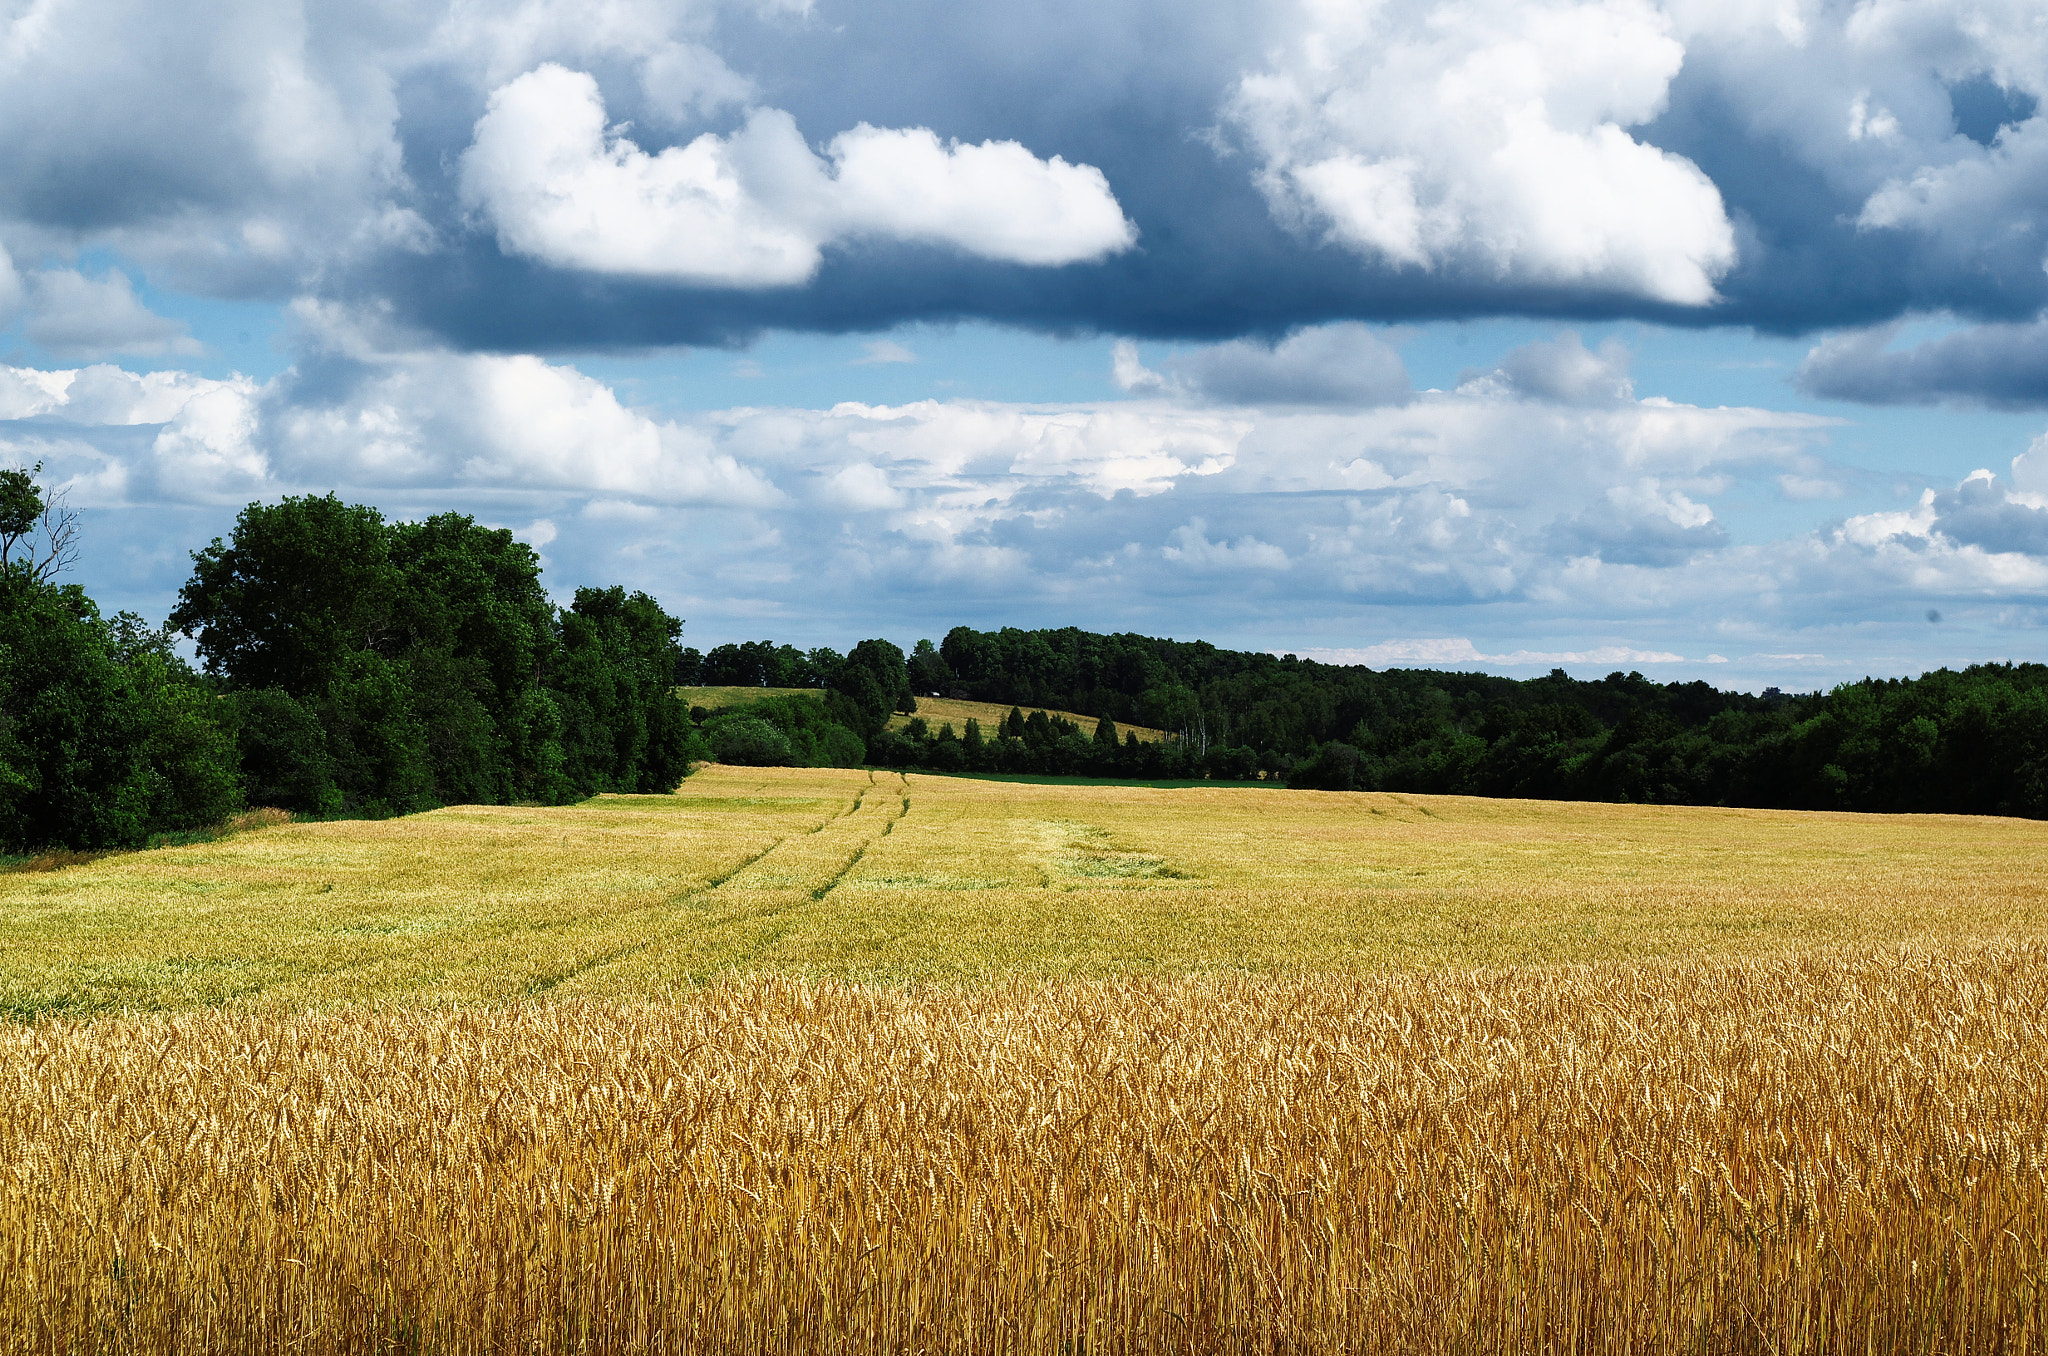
[7,768,2048,1350]
[679,685,1171,742]
[3,763,2043,1013]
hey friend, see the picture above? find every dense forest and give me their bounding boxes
[693,625,2048,820]
[5,480,2046,853]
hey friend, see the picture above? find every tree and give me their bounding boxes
[0,578,152,850]
[0,462,81,584]
[550,586,693,794]
[0,470,239,850]
[910,639,951,693]
[172,495,400,693]
[1094,714,1119,747]
[831,639,911,741]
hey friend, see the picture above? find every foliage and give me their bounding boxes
[0,478,242,852]
[165,496,693,818]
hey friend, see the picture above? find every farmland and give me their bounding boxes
[3,766,2047,1350]
[680,686,1172,743]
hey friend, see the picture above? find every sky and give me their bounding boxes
[4,0,2048,691]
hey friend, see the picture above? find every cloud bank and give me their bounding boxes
[3,0,2048,344]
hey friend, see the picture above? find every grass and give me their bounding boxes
[6,765,2048,1350]
[678,685,1172,742]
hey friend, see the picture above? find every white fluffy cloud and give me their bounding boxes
[1228,0,1738,304]
[459,64,1135,285]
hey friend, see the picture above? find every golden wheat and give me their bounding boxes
[4,945,2045,1352]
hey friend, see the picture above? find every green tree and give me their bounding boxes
[0,578,151,850]
[172,495,400,693]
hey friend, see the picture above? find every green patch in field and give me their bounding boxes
[1034,820,1192,884]
[0,956,279,1021]
[659,796,838,811]
[850,874,1013,891]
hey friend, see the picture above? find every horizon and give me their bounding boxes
[5,0,2048,696]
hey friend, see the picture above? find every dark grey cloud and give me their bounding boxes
[1930,473,2048,554]
[1796,321,2048,409]
[6,0,2048,352]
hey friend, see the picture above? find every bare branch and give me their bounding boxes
[30,482,80,583]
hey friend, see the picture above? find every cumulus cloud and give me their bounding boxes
[24,269,201,359]
[1466,331,1635,405]
[6,0,2048,344]
[1547,481,1728,566]
[1796,320,2048,408]
[1115,324,1412,407]
[1162,518,1290,571]
[19,333,2048,687]
[1927,469,2048,556]
[458,64,1135,286]
[1227,0,1737,304]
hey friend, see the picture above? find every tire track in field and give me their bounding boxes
[562,776,913,985]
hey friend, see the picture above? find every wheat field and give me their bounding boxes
[3,765,2042,1014]
[4,767,2048,1351]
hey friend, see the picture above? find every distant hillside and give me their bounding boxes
[684,626,2048,816]
[682,687,1168,743]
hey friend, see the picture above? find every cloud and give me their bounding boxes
[1292,640,1687,668]
[19,337,2048,687]
[1132,324,1413,407]
[1927,469,2048,556]
[1466,331,1635,405]
[1226,0,1736,304]
[458,64,1135,286]
[24,269,201,359]
[1796,320,2048,409]
[854,339,916,365]
[0,247,22,328]
[1162,518,1290,571]
[7,0,2048,346]
[1547,481,1728,567]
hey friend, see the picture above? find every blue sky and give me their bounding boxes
[4,0,2048,691]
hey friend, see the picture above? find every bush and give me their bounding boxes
[710,717,795,766]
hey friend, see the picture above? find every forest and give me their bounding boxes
[697,624,2048,819]
[5,479,2046,853]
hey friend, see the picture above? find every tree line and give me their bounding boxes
[705,624,2048,817]
[1,483,693,853]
